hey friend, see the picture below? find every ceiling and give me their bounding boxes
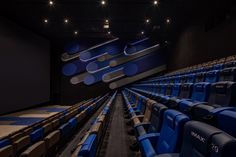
[0,0,235,44]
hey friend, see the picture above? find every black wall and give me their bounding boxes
[0,17,51,115]
[167,15,236,71]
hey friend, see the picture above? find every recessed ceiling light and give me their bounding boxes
[146,19,150,23]
[105,19,109,23]
[104,24,109,29]
[49,0,54,6]
[166,18,171,24]
[101,1,106,5]
[141,31,145,35]
[74,31,78,35]
[64,18,69,24]
[44,19,48,23]
[154,0,159,6]
[108,31,111,34]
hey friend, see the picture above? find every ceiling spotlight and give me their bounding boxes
[166,18,171,24]
[141,31,145,35]
[101,0,106,5]
[105,19,109,23]
[74,31,78,35]
[154,0,159,6]
[44,19,48,23]
[49,0,54,6]
[104,24,109,29]
[64,18,69,24]
[108,31,111,34]
[146,19,150,23]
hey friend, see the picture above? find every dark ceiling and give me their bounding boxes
[0,0,235,44]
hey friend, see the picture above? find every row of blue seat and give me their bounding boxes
[71,91,117,157]
[0,94,109,157]
[122,88,236,157]
[140,66,236,85]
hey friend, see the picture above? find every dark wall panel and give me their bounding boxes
[168,18,236,71]
[0,17,50,115]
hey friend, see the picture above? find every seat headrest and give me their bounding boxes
[183,121,222,156]
[194,82,210,92]
[164,110,187,129]
[210,132,236,157]
[182,83,193,90]
[208,81,236,107]
[207,70,219,76]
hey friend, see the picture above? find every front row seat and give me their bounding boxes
[155,121,236,157]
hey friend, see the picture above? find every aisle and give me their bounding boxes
[98,94,136,157]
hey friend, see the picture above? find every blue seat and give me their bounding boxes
[213,63,224,70]
[0,139,10,149]
[167,83,193,109]
[30,128,44,144]
[178,82,210,115]
[159,84,181,104]
[195,72,206,83]
[205,70,219,83]
[224,61,236,68]
[155,121,236,157]
[186,74,196,83]
[208,81,236,107]
[191,81,236,122]
[68,117,78,130]
[216,110,236,137]
[138,110,189,157]
[78,134,98,157]
[153,84,167,100]
[219,67,236,82]
[59,122,71,138]
[134,103,168,137]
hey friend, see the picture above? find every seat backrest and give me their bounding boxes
[156,84,161,94]
[195,72,206,83]
[205,70,219,83]
[216,110,236,137]
[156,110,189,154]
[171,84,181,97]
[20,141,46,157]
[208,81,236,107]
[30,128,44,144]
[142,99,156,123]
[180,75,187,83]
[165,84,173,96]
[224,61,236,68]
[180,121,236,157]
[174,76,181,83]
[186,74,196,83]
[78,134,98,157]
[219,67,236,82]
[190,82,210,102]
[160,84,167,95]
[179,83,193,99]
[148,103,168,132]
[0,139,10,149]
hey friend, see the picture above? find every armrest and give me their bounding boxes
[131,115,144,121]
[138,133,160,144]
[210,107,235,115]
[134,122,151,130]
[139,139,157,157]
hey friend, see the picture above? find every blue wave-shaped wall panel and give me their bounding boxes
[80,40,126,62]
[123,52,165,76]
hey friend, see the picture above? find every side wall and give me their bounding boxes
[167,17,236,71]
[0,17,51,114]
